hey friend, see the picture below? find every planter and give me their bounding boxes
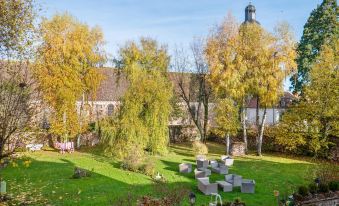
[0,180,6,194]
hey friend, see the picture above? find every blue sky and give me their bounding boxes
[38,0,323,54]
[38,0,324,90]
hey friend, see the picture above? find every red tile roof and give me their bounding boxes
[246,92,297,109]
[91,68,295,108]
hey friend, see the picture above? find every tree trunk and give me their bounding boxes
[255,96,260,146]
[242,103,248,152]
[226,133,230,155]
[77,93,85,148]
[0,140,4,160]
[0,139,13,160]
[256,96,260,129]
[63,111,67,142]
[257,107,267,156]
[196,122,204,142]
[77,134,81,149]
[203,100,209,144]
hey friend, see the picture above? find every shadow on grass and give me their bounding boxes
[159,155,318,205]
[182,158,195,163]
[2,156,194,206]
[171,150,194,158]
[2,142,329,206]
[76,146,122,169]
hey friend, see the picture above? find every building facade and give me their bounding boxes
[74,3,295,127]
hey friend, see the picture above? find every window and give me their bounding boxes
[190,105,197,120]
[107,104,114,116]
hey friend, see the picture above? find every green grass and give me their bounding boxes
[1,142,334,205]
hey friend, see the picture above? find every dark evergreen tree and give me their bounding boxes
[291,0,338,94]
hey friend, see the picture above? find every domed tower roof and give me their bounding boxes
[245,4,256,13]
[244,2,260,24]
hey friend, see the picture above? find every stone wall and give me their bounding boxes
[300,196,339,206]
[169,125,198,143]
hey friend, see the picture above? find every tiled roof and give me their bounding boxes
[246,92,297,109]
[92,68,195,101]
[91,68,128,101]
[91,68,294,108]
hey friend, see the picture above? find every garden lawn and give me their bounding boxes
[1,142,333,206]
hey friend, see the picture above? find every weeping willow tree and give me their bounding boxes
[102,38,173,157]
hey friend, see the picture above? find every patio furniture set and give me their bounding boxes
[179,155,255,195]
[26,144,43,151]
[54,142,74,153]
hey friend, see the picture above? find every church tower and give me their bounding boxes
[244,2,260,24]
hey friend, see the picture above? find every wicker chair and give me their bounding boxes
[225,174,242,187]
[221,155,234,166]
[241,179,255,193]
[197,177,218,195]
[179,163,192,173]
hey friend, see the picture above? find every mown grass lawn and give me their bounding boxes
[1,142,334,206]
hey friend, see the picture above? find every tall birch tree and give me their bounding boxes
[206,14,296,156]
[34,13,105,141]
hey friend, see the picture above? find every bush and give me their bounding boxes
[121,148,144,172]
[316,163,339,184]
[318,183,329,193]
[293,193,303,201]
[14,147,26,152]
[308,183,318,194]
[192,141,208,156]
[298,186,309,197]
[328,181,339,191]
[229,197,246,206]
[41,145,54,151]
[72,167,92,179]
[140,157,155,176]
[137,183,189,206]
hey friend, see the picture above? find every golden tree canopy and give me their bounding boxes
[34,13,106,139]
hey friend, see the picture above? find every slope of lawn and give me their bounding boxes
[0,142,332,205]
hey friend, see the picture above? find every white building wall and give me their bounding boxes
[74,100,285,126]
[246,108,285,125]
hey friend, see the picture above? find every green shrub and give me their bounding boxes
[232,197,246,206]
[328,181,339,191]
[316,163,339,184]
[308,183,318,194]
[318,183,329,193]
[41,145,54,151]
[298,186,309,197]
[14,147,26,152]
[192,141,208,156]
[140,157,155,176]
[121,150,144,172]
[72,167,92,179]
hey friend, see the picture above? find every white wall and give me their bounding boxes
[75,101,285,126]
[246,108,285,125]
